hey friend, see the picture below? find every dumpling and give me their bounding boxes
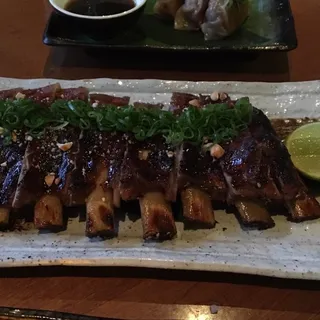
[174,0,209,30]
[180,0,210,24]
[200,0,249,40]
[154,0,184,19]
[174,6,199,30]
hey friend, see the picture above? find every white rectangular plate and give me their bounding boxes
[1,77,320,280]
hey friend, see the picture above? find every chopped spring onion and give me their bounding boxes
[0,97,253,145]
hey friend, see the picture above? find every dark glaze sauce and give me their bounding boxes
[0,135,27,206]
[270,118,319,141]
[65,0,135,16]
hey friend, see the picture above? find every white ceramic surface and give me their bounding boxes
[49,0,146,20]
[0,77,320,280]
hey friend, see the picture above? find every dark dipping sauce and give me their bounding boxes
[64,0,135,16]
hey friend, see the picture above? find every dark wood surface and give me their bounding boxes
[0,0,320,319]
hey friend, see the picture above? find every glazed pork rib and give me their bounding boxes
[83,95,176,239]
[81,94,129,238]
[13,127,83,230]
[81,130,126,238]
[0,87,133,235]
[12,85,89,230]
[220,106,320,226]
[171,92,320,229]
[220,128,278,228]
[250,108,320,222]
[118,103,177,240]
[171,92,229,228]
[171,93,274,228]
[0,85,319,240]
[0,84,63,228]
[0,134,27,228]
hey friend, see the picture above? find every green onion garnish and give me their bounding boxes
[0,97,253,145]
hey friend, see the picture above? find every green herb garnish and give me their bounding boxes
[0,97,253,145]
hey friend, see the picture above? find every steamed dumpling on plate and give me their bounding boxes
[154,0,184,19]
[174,0,209,30]
[200,0,249,40]
[154,0,249,40]
[174,4,200,30]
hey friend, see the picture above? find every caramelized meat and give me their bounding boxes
[57,87,89,101]
[118,102,177,239]
[0,134,27,227]
[34,194,63,230]
[178,142,227,200]
[220,131,282,202]
[13,129,81,208]
[86,183,114,238]
[78,93,133,237]
[169,92,198,113]
[0,136,27,206]
[13,129,81,230]
[21,84,61,105]
[80,130,127,237]
[119,136,177,202]
[250,108,320,221]
[172,92,228,227]
[181,188,215,228]
[139,192,177,240]
[0,208,9,228]
[170,91,232,113]
[0,88,23,100]
[133,102,164,109]
[235,200,275,229]
[0,85,318,238]
[90,94,130,106]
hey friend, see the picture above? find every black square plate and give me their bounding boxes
[43,0,297,52]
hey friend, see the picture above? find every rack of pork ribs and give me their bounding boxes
[0,83,320,241]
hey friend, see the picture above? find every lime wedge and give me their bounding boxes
[285,122,320,180]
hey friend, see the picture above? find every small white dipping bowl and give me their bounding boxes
[48,0,147,34]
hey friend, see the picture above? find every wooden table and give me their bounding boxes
[0,0,320,319]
